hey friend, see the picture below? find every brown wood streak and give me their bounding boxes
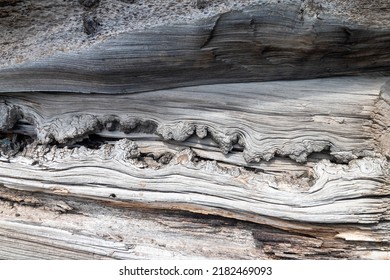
[0,188,389,260]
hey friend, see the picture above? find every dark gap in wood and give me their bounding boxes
[0,132,33,157]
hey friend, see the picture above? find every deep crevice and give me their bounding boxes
[4,115,372,167]
[0,132,33,157]
[62,134,110,150]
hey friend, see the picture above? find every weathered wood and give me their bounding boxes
[0,0,389,93]
[1,0,390,260]
[0,188,389,260]
[0,77,389,225]
[2,77,389,162]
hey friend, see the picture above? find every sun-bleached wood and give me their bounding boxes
[0,0,389,94]
[0,77,389,226]
[0,188,389,260]
[2,77,389,162]
[1,0,390,260]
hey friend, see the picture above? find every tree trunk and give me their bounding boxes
[0,0,389,259]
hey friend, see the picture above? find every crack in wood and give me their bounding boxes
[1,77,387,164]
[0,185,389,259]
[0,77,388,227]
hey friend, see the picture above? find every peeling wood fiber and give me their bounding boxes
[1,77,388,162]
[1,188,389,260]
[0,77,389,225]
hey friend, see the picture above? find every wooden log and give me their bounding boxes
[0,0,389,259]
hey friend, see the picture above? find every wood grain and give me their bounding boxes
[2,77,389,162]
[0,188,389,260]
[0,1,389,93]
[1,0,390,260]
[0,77,389,226]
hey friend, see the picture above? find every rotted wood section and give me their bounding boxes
[1,77,389,259]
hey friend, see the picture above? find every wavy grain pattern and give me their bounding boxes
[0,2,390,93]
[1,0,390,259]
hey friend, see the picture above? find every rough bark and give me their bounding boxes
[0,0,389,259]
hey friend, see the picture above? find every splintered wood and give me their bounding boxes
[0,77,389,259]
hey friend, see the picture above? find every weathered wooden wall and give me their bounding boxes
[0,0,389,259]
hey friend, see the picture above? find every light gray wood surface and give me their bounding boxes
[1,77,389,259]
[0,0,389,93]
[0,0,389,259]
